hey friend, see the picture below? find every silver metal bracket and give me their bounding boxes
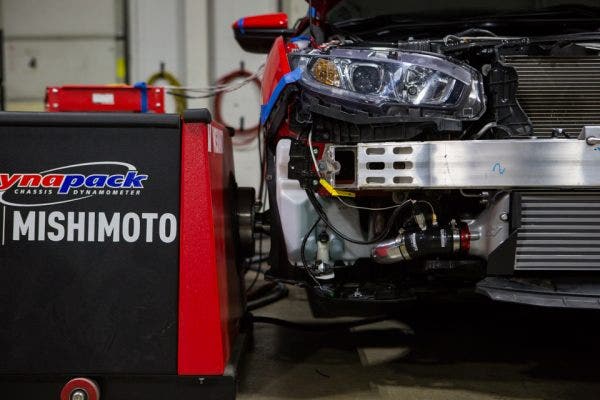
[579,126,600,146]
[327,135,600,190]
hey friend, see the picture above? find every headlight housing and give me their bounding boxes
[290,48,485,120]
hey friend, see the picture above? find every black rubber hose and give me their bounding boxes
[247,281,278,301]
[247,283,289,311]
[249,314,390,332]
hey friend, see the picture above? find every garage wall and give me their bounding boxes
[127,0,186,85]
[2,0,125,110]
[282,0,308,25]
[211,0,277,193]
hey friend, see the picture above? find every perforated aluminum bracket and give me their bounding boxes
[330,136,600,190]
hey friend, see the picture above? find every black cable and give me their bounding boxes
[246,126,269,293]
[168,91,216,99]
[249,314,390,332]
[301,217,322,286]
[245,256,270,272]
[246,255,262,293]
[247,281,278,300]
[305,188,411,245]
[454,28,498,37]
[246,270,260,289]
[247,283,289,311]
[257,127,267,214]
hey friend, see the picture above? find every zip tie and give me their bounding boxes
[319,178,355,198]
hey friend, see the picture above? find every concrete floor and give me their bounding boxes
[238,277,600,400]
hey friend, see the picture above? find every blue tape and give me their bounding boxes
[260,68,302,125]
[309,7,317,18]
[133,81,148,113]
[290,35,310,43]
[237,18,245,34]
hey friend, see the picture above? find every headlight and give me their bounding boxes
[311,58,341,87]
[289,48,485,120]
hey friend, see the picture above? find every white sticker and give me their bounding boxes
[212,127,224,154]
[92,93,115,105]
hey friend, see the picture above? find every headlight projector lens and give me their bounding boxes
[351,65,381,94]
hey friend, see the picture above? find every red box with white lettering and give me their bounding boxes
[45,85,165,113]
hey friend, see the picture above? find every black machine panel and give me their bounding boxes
[0,112,181,374]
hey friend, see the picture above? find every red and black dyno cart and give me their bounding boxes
[0,109,254,400]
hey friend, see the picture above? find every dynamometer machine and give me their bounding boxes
[0,109,254,400]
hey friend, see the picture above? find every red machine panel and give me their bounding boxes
[45,84,165,113]
[179,111,244,375]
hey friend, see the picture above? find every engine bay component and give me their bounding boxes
[513,192,600,270]
[505,55,600,137]
[275,139,372,264]
[326,134,600,190]
[372,224,467,264]
[484,63,533,137]
[290,48,486,121]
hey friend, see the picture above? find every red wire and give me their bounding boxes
[213,68,262,145]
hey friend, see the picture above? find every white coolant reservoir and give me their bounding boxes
[275,139,317,263]
[275,139,371,265]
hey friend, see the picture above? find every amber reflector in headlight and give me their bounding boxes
[311,58,341,87]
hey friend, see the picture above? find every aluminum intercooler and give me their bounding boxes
[505,55,600,137]
[515,192,600,270]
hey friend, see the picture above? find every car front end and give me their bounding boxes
[235,0,600,316]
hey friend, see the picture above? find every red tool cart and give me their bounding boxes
[0,109,253,400]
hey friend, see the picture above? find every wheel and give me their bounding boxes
[60,378,100,400]
[236,186,256,259]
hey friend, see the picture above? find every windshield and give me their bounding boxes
[327,0,600,24]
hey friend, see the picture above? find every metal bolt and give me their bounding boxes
[70,389,87,400]
[312,179,319,186]
[586,136,600,146]
[312,148,319,154]
[500,212,509,222]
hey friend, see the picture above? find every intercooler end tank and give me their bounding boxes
[372,224,471,264]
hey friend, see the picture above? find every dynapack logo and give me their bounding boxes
[0,161,148,207]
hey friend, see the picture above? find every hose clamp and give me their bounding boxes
[398,235,412,260]
[452,227,461,252]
